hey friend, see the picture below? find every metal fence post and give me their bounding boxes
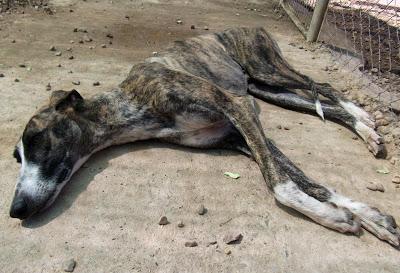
[307,0,330,42]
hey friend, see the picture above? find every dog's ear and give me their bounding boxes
[50,89,84,111]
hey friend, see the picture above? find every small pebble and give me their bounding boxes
[55,52,62,56]
[72,81,80,85]
[366,182,385,192]
[283,126,290,130]
[93,81,100,86]
[18,64,26,68]
[184,241,198,247]
[66,47,72,52]
[57,64,62,67]
[190,25,195,29]
[14,78,20,82]
[101,44,107,48]
[223,233,243,244]
[158,216,169,225]
[177,221,184,228]
[224,248,232,255]
[0,73,4,77]
[206,241,217,247]
[277,125,282,129]
[204,26,209,30]
[69,56,74,60]
[392,175,400,184]
[197,204,207,215]
[46,83,51,91]
[176,19,183,24]
[49,45,56,51]
[83,35,92,42]
[106,33,114,39]
[63,258,76,272]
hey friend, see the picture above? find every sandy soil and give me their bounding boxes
[0,0,399,272]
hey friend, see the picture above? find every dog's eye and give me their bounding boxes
[13,148,21,164]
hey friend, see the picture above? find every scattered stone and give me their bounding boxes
[224,248,232,255]
[152,51,158,56]
[376,119,389,127]
[190,25,195,30]
[390,157,399,165]
[76,27,87,33]
[374,110,384,120]
[184,241,198,247]
[206,241,217,247]
[78,40,84,44]
[323,66,329,71]
[93,81,100,86]
[106,33,114,39]
[197,204,207,215]
[277,125,282,129]
[18,64,26,68]
[125,15,130,19]
[11,39,16,43]
[371,68,379,73]
[70,40,75,44]
[204,26,209,30]
[366,182,385,192]
[101,44,107,48]
[176,19,183,24]
[14,78,20,82]
[223,233,243,244]
[66,47,72,52]
[283,126,290,130]
[69,56,74,60]
[392,175,400,184]
[83,35,92,42]
[158,216,169,225]
[109,41,113,45]
[46,83,51,91]
[63,258,76,272]
[177,221,184,228]
[0,73,4,77]
[49,45,56,51]
[72,81,80,86]
[55,51,62,56]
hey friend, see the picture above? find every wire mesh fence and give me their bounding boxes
[280,0,400,117]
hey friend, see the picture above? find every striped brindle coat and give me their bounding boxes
[10,27,399,247]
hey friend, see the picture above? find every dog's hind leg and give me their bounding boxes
[248,83,385,157]
[218,27,383,157]
[215,93,362,235]
[213,90,398,245]
[265,138,400,246]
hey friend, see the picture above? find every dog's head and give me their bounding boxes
[10,90,89,219]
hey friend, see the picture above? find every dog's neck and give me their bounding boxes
[78,88,165,155]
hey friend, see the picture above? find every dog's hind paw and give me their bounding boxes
[355,121,386,158]
[331,195,400,247]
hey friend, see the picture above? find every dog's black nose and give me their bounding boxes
[10,197,29,219]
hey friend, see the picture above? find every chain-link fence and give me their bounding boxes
[281,0,400,116]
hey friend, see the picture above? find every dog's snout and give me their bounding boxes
[10,196,29,219]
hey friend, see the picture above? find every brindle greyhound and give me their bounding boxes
[10,27,399,247]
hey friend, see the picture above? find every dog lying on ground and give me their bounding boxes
[10,27,399,247]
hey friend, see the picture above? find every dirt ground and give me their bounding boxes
[0,0,399,272]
